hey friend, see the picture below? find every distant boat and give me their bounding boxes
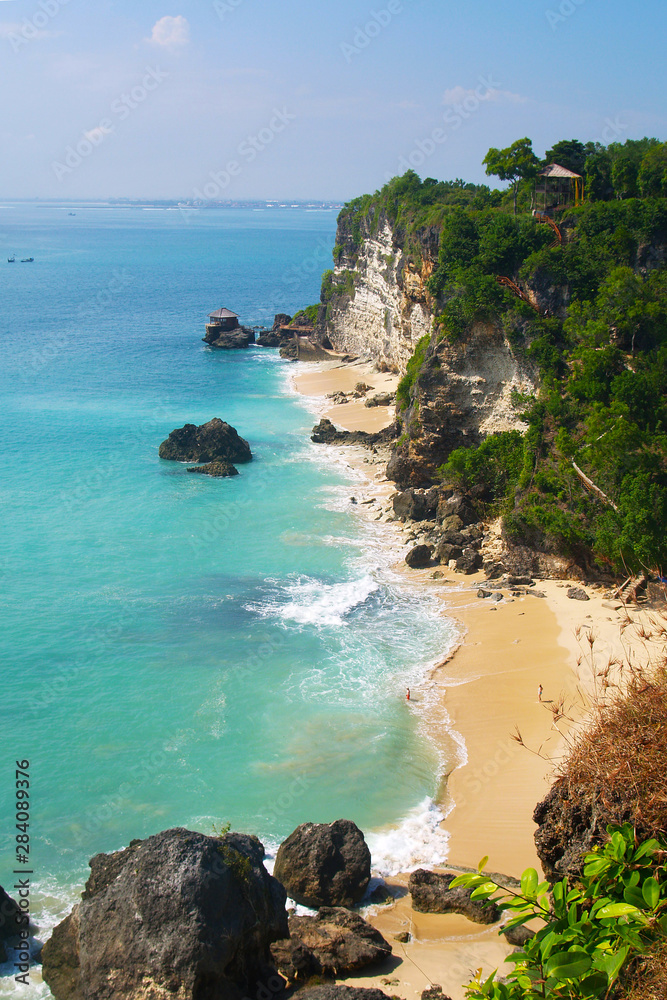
[20,258,34,263]
[68,212,76,216]
[7,255,15,262]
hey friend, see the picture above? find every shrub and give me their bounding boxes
[453,825,667,1000]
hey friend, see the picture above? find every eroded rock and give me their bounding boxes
[408,870,500,924]
[42,828,287,1000]
[159,418,252,465]
[270,908,391,981]
[273,819,371,909]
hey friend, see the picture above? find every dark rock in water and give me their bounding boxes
[255,330,285,347]
[405,544,433,569]
[271,908,391,980]
[368,883,394,905]
[300,987,393,1000]
[203,327,254,349]
[273,819,371,909]
[159,417,252,464]
[394,930,411,943]
[477,589,492,599]
[257,316,295,347]
[567,587,590,601]
[187,461,239,477]
[41,828,288,1000]
[0,885,28,963]
[311,418,399,449]
[408,870,500,924]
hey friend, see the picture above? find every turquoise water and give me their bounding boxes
[0,206,456,995]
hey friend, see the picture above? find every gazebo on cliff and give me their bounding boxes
[208,308,239,332]
[535,163,584,213]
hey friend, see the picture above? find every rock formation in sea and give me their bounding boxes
[187,460,239,477]
[273,819,371,909]
[203,327,255,349]
[41,829,288,1000]
[159,417,252,465]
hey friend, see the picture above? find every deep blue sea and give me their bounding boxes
[0,204,457,997]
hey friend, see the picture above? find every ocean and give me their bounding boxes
[0,204,458,996]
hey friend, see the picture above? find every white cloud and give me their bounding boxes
[148,15,190,50]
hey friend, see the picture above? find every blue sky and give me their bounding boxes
[0,0,664,200]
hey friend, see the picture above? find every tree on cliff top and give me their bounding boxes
[483,137,540,215]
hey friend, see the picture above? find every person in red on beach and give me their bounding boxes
[406,687,410,701]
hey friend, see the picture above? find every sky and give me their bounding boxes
[0,0,665,201]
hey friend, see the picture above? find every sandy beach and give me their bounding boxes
[292,357,657,1000]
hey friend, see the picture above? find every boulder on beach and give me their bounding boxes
[159,417,252,465]
[271,907,392,981]
[408,869,500,924]
[405,544,433,569]
[273,819,371,909]
[300,988,393,1000]
[41,828,288,1000]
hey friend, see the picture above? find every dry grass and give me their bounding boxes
[618,939,667,999]
[556,610,667,838]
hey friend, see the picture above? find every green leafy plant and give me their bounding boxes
[451,826,667,999]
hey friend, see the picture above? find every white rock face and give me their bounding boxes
[325,222,433,372]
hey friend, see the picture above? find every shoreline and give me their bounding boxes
[289,356,655,1000]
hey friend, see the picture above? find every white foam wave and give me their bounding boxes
[280,574,380,627]
[367,797,450,877]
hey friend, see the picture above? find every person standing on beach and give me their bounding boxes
[406,687,410,701]
[537,684,543,702]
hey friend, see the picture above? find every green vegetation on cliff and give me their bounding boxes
[334,138,667,574]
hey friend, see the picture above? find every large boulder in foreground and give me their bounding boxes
[159,417,252,464]
[300,988,392,1000]
[0,885,27,963]
[41,828,288,1000]
[273,819,371,909]
[271,907,391,981]
[408,869,500,924]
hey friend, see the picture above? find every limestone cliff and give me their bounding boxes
[316,209,438,371]
[387,323,537,487]
[316,206,538,486]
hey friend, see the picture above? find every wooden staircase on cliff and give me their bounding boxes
[534,212,563,249]
[495,275,542,314]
